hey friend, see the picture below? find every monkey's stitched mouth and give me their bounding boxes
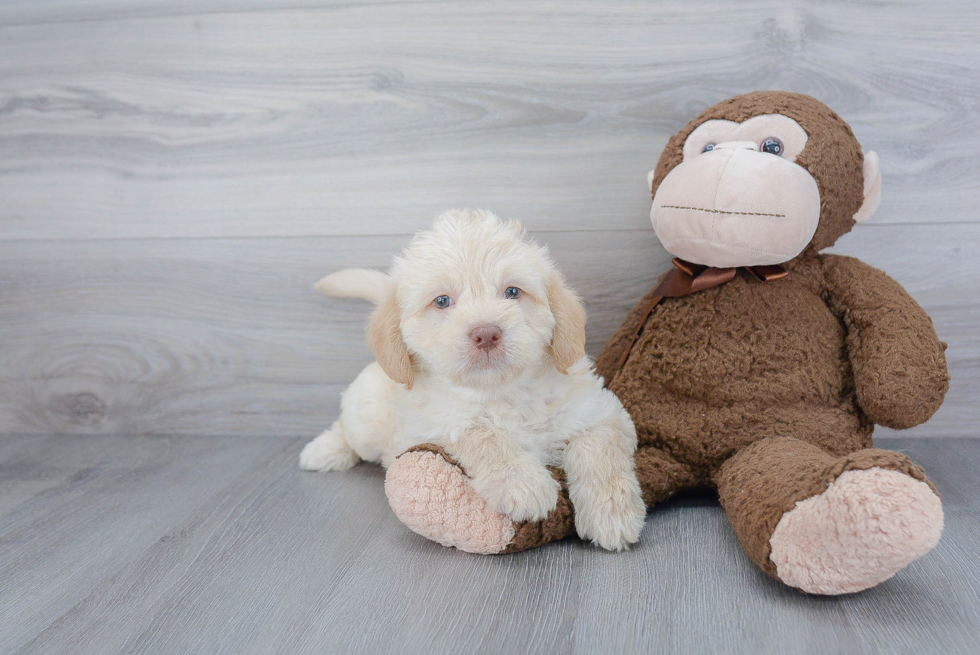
[660,204,786,218]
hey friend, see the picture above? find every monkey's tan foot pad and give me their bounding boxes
[385,447,514,555]
[769,467,944,595]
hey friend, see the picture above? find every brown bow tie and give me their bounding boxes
[616,258,788,371]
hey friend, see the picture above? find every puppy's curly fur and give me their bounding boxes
[300,209,645,551]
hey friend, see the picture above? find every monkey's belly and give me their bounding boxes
[609,277,872,474]
[622,394,871,473]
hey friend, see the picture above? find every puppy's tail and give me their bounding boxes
[314,268,391,305]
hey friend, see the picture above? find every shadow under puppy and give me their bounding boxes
[300,209,645,551]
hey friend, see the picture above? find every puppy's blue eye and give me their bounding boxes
[702,143,715,153]
[761,137,783,156]
[433,295,453,309]
[504,287,522,300]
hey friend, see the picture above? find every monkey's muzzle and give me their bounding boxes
[651,146,821,268]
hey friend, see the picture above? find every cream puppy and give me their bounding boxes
[300,209,645,551]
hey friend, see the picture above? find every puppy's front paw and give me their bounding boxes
[573,475,646,551]
[472,465,561,522]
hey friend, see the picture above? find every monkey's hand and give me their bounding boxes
[822,254,949,429]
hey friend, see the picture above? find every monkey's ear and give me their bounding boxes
[853,151,882,224]
[366,291,414,389]
[647,169,656,194]
[547,271,587,374]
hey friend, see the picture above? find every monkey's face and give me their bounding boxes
[650,114,821,268]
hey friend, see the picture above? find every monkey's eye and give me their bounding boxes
[701,143,716,153]
[504,287,522,300]
[760,137,784,156]
[433,295,454,309]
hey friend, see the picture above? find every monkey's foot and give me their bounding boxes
[385,446,515,554]
[769,467,944,595]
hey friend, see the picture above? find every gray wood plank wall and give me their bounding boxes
[2,0,978,438]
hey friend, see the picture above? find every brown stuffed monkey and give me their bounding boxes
[383,91,950,595]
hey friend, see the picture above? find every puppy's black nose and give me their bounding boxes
[469,326,502,351]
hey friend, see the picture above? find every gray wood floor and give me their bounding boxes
[0,435,977,655]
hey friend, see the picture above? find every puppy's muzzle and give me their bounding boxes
[469,326,502,352]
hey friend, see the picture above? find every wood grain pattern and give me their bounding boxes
[0,433,294,652]
[1,434,977,654]
[1,1,979,239]
[1,224,976,438]
[1,1,978,439]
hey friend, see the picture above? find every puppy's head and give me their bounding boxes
[369,209,586,389]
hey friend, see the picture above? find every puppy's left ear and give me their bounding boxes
[547,271,587,374]
[367,291,415,390]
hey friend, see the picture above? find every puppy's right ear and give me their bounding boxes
[367,291,415,390]
[548,271,587,374]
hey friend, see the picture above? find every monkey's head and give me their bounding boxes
[648,91,882,267]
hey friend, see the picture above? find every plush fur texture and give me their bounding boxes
[715,437,940,585]
[383,93,950,595]
[301,209,646,550]
[769,467,943,595]
[385,447,516,554]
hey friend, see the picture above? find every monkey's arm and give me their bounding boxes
[822,254,949,429]
[593,280,667,385]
